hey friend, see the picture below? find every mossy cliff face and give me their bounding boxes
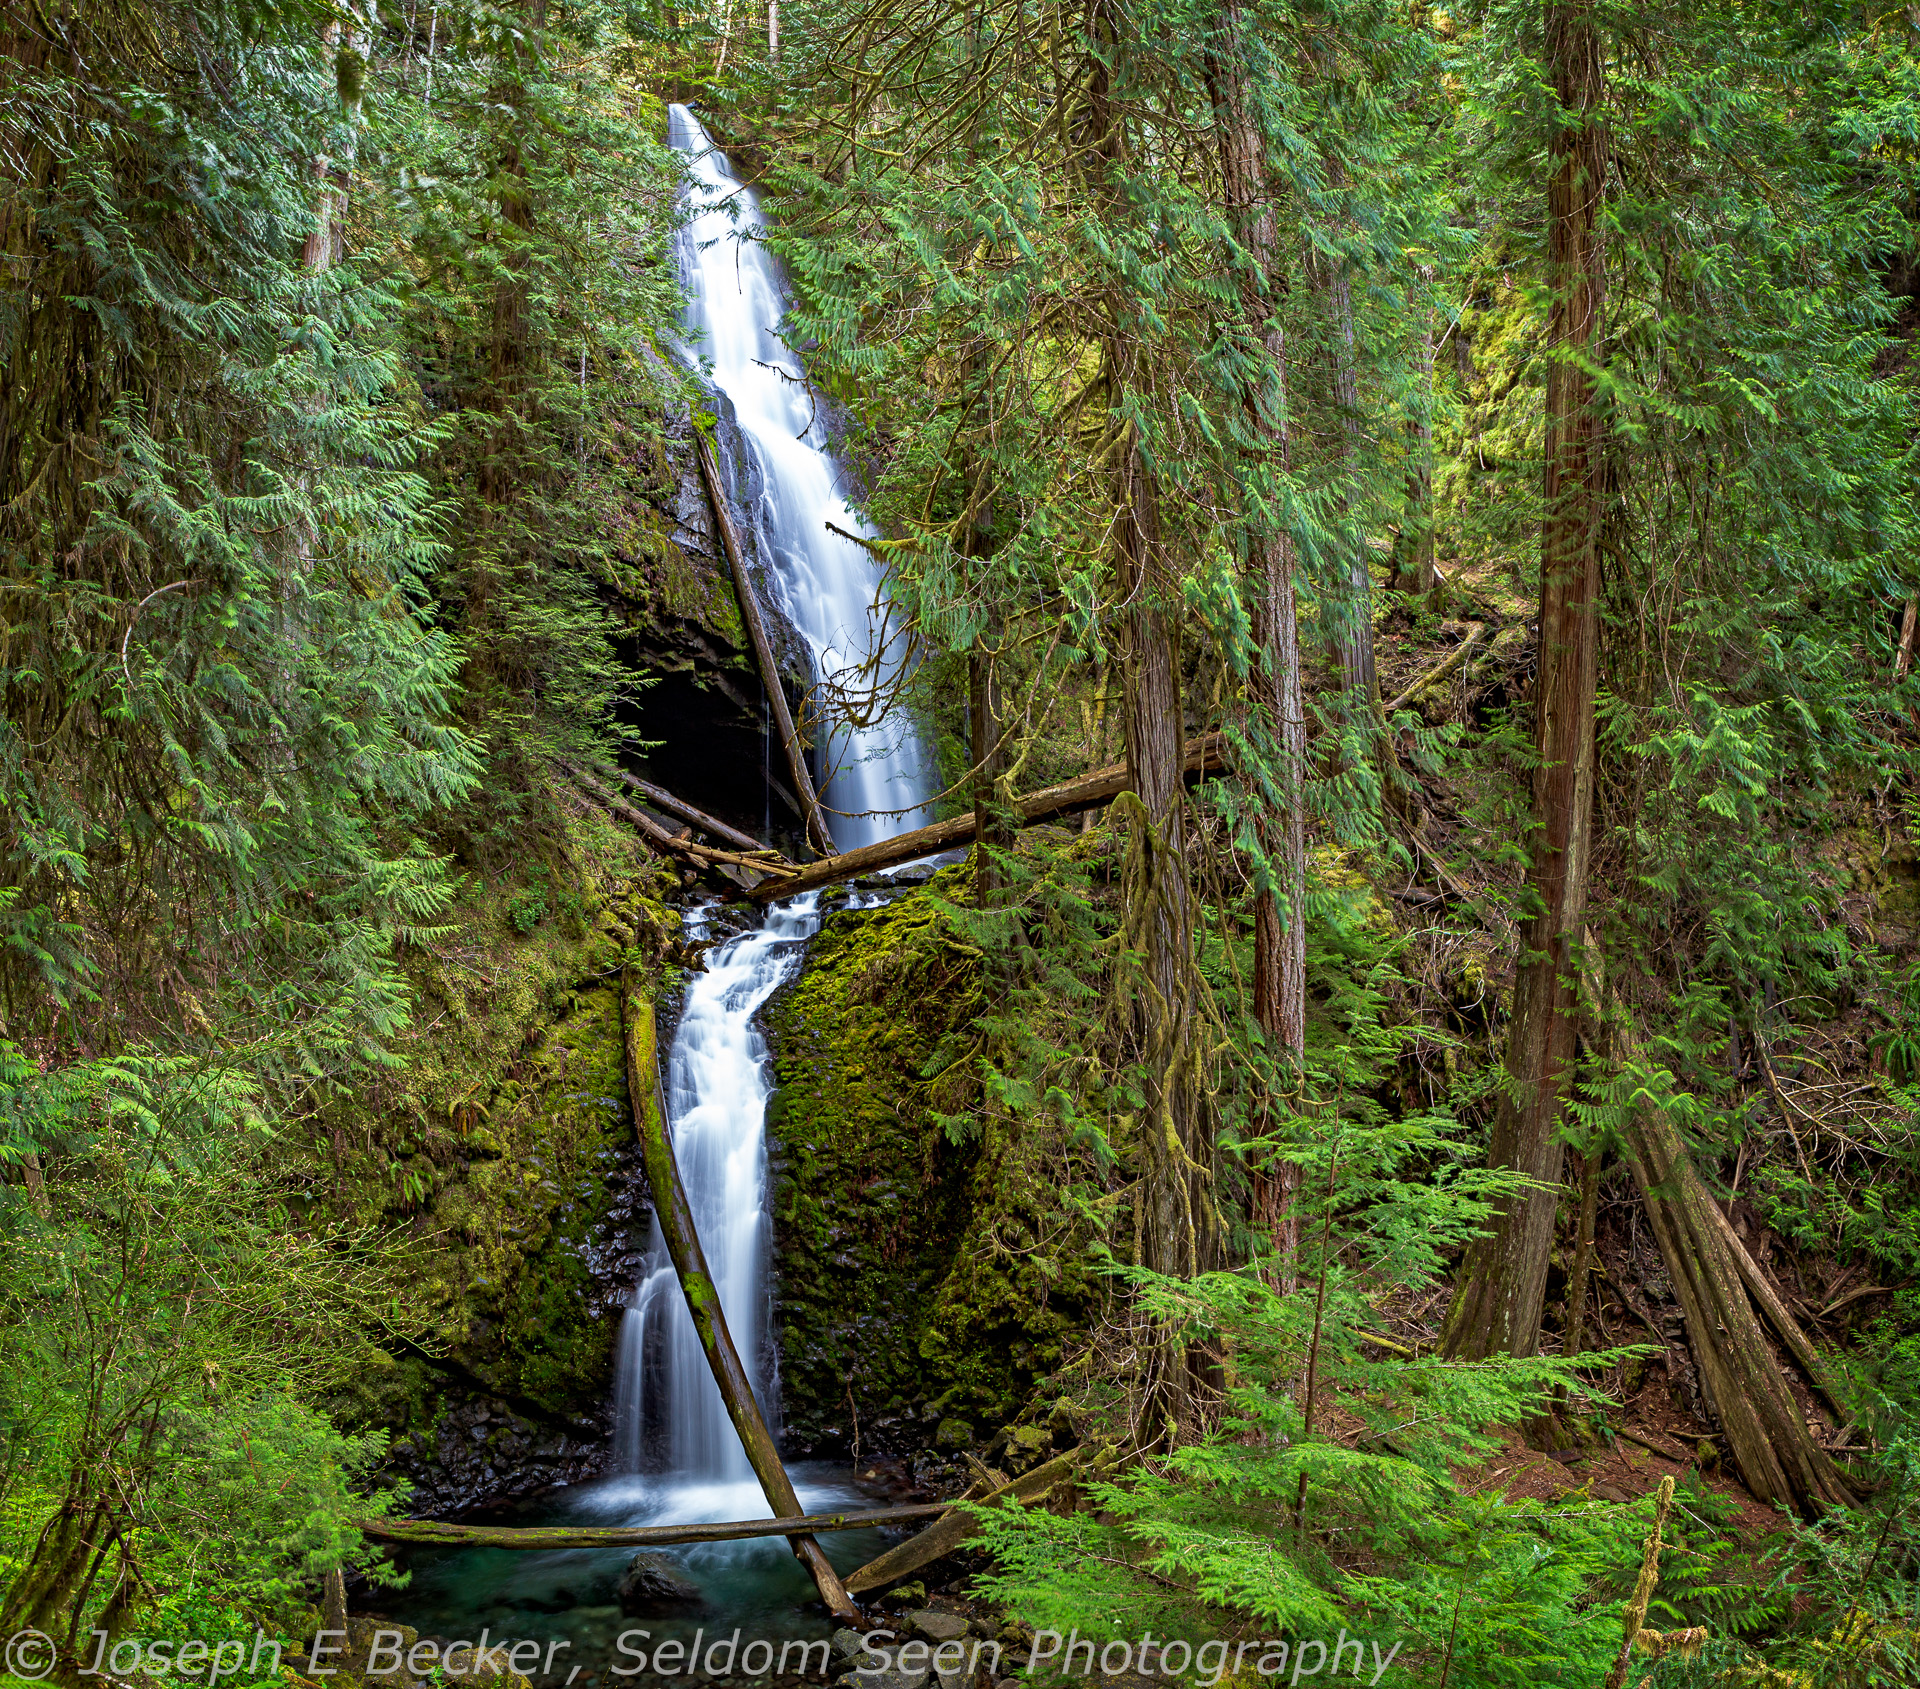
[320,813,683,1513]
[763,878,1092,1459]
[607,372,818,844]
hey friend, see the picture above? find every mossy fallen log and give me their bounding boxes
[620,976,862,1623]
[844,1452,1083,1595]
[750,733,1227,902]
[360,1504,950,1549]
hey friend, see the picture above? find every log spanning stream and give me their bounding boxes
[376,109,935,1670]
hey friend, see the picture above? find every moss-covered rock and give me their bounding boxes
[764,875,1094,1457]
[317,813,682,1510]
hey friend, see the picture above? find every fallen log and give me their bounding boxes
[593,763,767,855]
[1610,1425,1692,1464]
[693,428,837,858]
[1384,622,1488,714]
[621,977,861,1624]
[361,1504,950,1550]
[1622,1102,1854,1514]
[750,733,1228,902]
[567,762,799,881]
[844,1452,1082,1596]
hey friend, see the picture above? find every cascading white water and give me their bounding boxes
[610,109,933,1490]
[668,101,930,851]
[613,896,809,1480]
[369,115,937,1659]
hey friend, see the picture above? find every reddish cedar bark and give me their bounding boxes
[1209,0,1307,1287]
[1086,0,1216,1429]
[1445,0,1607,1360]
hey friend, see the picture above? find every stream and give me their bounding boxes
[375,108,935,1680]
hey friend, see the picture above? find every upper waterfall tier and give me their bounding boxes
[668,102,931,851]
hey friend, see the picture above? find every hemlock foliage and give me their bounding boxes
[5,0,1920,1682]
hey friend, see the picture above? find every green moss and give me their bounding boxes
[318,809,679,1437]
[1817,822,1920,953]
[582,419,752,662]
[764,876,1094,1451]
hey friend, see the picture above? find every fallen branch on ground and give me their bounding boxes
[565,761,799,881]
[1611,1425,1693,1463]
[1384,622,1488,715]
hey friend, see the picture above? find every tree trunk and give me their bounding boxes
[1321,234,1379,708]
[1393,269,1439,601]
[1563,1145,1600,1362]
[1620,1099,1853,1515]
[969,628,1011,903]
[1444,0,1607,1361]
[0,1483,104,1636]
[476,0,545,510]
[1085,5,1215,1429]
[1209,2,1307,1290]
[1114,447,1213,1291]
[321,1568,348,1639]
[965,439,1010,903]
[302,26,360,273]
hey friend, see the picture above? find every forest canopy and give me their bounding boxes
[3,0,1920,1684]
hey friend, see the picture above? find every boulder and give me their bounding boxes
[831,1630,870,1659]
[614,1551,706,1615]
[853,1670,929,1689]
[987,1422,1054,1475]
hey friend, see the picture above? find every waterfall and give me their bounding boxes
[610,107,933,1487]
[613,896,813,1479]
[668,101,931,851]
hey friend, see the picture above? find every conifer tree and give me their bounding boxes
[1443,0,1607,1364]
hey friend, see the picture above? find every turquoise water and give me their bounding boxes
[374,1466,897,1685]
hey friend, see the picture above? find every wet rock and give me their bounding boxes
[830,1633,919,1689]
[855,1670,929,1689]
[390,1390,619,1517]
[615,1551,706,1615]
[830,1630,873,1661]
[907,1612,970,1644]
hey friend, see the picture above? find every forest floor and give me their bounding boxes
[1455,1428,1783,1539]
